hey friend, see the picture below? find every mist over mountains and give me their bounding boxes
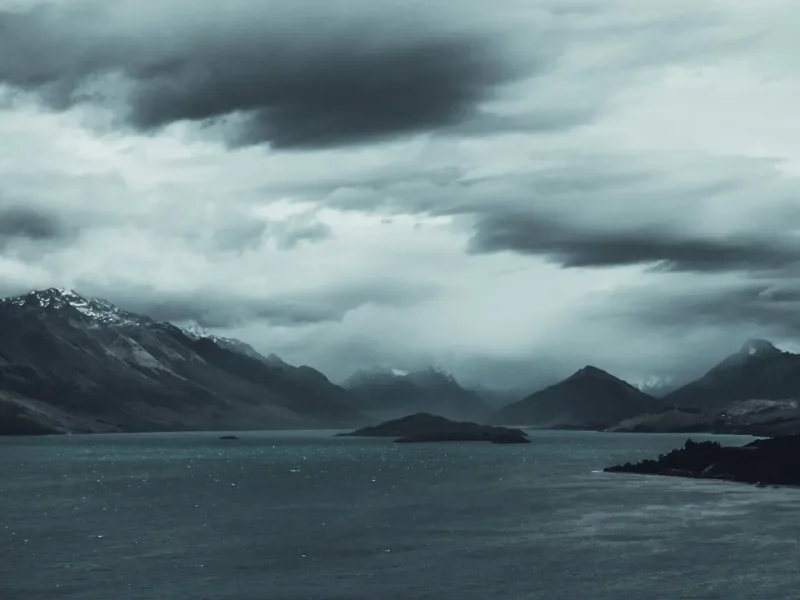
[343,366,489,422]
[4,289,800,436]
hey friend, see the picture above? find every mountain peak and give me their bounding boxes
[10,287,86,307]
[1,287,148,326]
[739,339,779,357]
[489,364,652,428]
[569,365,614,380]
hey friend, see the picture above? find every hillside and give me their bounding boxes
[0,288,367,434]
[662,339,800,410]
[488,366,655,428]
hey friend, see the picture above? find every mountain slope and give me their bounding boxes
[343,367,489,421]
[610,399,800,436]
[0,288,367,434]
[488,366,655,428]
[662,339,800,410]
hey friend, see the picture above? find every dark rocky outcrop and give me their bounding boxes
[604,435,800,487]
[219,435,239,440]
[489,366,655,429]
[338,412,530,443]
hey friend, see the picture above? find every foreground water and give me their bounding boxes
[2,430,798,599]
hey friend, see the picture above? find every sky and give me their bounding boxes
[1,0,800,390]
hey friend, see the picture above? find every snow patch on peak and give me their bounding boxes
[181,323,213,340]
[635,375,674,391]
[431,366,454,379]
[391,368,409,377]
[3,287,85,307]
[2,288,147,326]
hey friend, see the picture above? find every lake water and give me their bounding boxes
[2,430,798,599]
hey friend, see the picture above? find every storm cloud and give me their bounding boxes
[462,153,800,273]
[468,211,800,273]
[1,0,799,388]
[0,0,536,149]
[311,151,800,275]
[611,280,800,336]
[0,206,66,243]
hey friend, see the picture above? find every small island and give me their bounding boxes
[219,435,240,440]
[604,435,800,487]
[338,412,530,444]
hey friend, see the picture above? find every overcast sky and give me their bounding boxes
[1,0,800,389]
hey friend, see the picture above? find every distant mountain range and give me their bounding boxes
[486,338,800,435]
[4,288,800,437]
[342,366,489,422]
[0,288,367,435]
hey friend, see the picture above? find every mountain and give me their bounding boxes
[342,366,490,421]
[488,365,655,428]
[0,288,367,435]
[609,399,800,436]
[662,339,800,410]
[633,376,684,398]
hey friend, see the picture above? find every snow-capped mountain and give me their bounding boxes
[0,288,366,435]
[1,287,150,327]
[343,366,489,421]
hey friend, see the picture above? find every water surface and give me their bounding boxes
[2,430,797,599]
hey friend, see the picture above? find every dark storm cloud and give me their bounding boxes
[458,155,800,273]
[308,152,800,275]
[90,280,436,328]
[0,1,535,149]
[631,282,800,334]
[0,206,64,242]
[467,212,800,272]
[0,205,73,250]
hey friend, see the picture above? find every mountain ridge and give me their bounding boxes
[662,339,800,410]
[343,365,489,422]
[0,288,367,434]
[4,288,800,437]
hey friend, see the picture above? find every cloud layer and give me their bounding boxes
[1,0,800,388]
[0,0,537,148]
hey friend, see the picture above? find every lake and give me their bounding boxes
[2,429,798,599]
